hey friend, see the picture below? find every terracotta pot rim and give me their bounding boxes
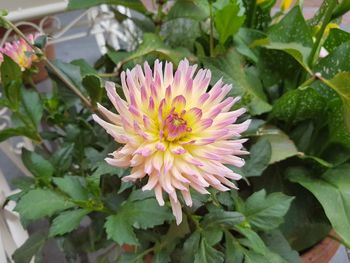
[300,230,340,263]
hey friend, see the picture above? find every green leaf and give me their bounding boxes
[268,6,313,47]
[326,95,350,148]
[116,9,155,33]
[152,251,171,263]
[324,28,350,53]
[104,199,172,245]
[51,144,74,176]
[107,50,130,66]
[0,127,39,143]
[240,189,294,231]
[255,6,313,88]
[105,214,138,245]
[243,138,271,177]
[22,149,53,184]
[308,0,336,26]
[167,0,209,21]
[161,18,201,50]
[202,228,223,246]
[252,167,330,251]
[243,251,271,263]
[233,28,261,62]
[202,210,244,228]
[288,164,350,247]
[225,232,244,263]
[34,35,47,49]
[71,58,98,76]
[82,74,103,105]
[0,9,8,16]
[202,49,271,115]
[92,160,124,177]
[126,33,194,66]
[260,42,312,73]
[272,88,325,124]
[225,230,287,263]
[19,88,43,128]
[53,175,89,200]
[50,60,84,106]
[117,253,143,263]
[213,0,245,44]
[15,189,75,222]
[128,189,155,202]
[194,238,224,263]
[234,225,267,255]
[67,0,145,12]
[261,230,302,263]
[314,42,350,80]
[256,48,302,89]
[181,231,201,263]
[332,0,350,19]
[312,42,350,147]
[153,219,191,262]
[260,127,298,164]
[0,54,21,86]
[252,167,331,251]
[49,209,89,236]
[12,231,47,263]
[326,72,350,133]
[51,60,83,90]
[243,119,265,136]
[0,55,22,107]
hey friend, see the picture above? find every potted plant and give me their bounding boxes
[0,0,350,262]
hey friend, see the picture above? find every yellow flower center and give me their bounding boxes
[163,109,192,141]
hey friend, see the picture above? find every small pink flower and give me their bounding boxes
[0,34,39,71]
[140,0,175,14]
[93,59,250,224]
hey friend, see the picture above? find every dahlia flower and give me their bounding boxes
[93,59,250,224]
[0,34,39,71]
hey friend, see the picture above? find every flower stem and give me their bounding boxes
[130,247,154,263]
[247,0,257,28]
[155,0,164,33]
[308,0,337,67]
[44,58,92,107]
[209,3,214,57]
[0,16,111,120]
[297,75,316,90]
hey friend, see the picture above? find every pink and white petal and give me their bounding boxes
[96,103,122,125]
[122,168,146,182]
[170,194,182,225]
[154,184,165,206]
[171,176,188,191]
[142,173,159,191]
[181,190,193,207]
[105,157,130,167]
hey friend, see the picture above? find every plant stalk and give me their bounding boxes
[308,0,337,67]
[209,3,214,57]
[1,17,109,120]
[247,0,257,28]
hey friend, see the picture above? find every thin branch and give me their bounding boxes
[308,0,337,67]
[209,3,214,57]
[1,17,109,120]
